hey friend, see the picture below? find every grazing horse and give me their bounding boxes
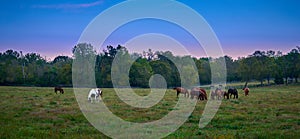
[228,88,238,99]
[211,90,216,100]
[190,88,200,100]
[191,87,207,100]
[54,86,64,94]
[243,87,250,96]
[199,88,207,100]
[88,88,103,103]
[215,88,223,100]
[173,87,189,98]
[223,91,229,99]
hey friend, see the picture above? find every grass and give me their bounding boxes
[0,85,299,138]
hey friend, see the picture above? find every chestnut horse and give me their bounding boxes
[243,87,250,96]
[191,87,207,100]
[173,87,189,98]
[54,86,64,94]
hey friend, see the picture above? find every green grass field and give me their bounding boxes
[0,85,299,138]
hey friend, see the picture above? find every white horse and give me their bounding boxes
[88,88,102,103]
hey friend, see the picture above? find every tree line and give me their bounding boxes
[0,43,299,87]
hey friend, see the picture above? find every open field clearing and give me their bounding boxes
[0,85,299,138]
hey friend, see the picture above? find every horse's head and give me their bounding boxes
[97,88,102,97]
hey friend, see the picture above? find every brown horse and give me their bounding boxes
[173,87,189,98]
[190,88,200,100]
[215,88,223,100]
[191,87,207,100]
[243,87,250,96]
[228,88,238,99]
[199,88,207,100]
[223,91,229,99]
[211,90,216,100]
[54,86,64,94]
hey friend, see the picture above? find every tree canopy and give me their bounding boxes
[0,44,299,87]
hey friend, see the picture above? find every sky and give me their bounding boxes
[0,0,299,60]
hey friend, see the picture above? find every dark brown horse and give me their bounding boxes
[228,88,238,99]
[173,87,189,98]
[54,86,64,94]
[223,91,229,99]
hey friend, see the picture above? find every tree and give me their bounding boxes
[129,58,153,88]
[150,60,173,87]
[265,50,276,85]
[285,48,300,83]
[72,43,97,87]
[195,58,211,85]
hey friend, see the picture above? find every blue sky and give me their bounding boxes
[0,0,299,59]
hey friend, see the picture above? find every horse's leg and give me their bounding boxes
[177,91,180,98]
[199,93,203,100]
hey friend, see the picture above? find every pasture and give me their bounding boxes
[0,85,299,138]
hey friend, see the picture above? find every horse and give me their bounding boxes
[199,88,207,100]
[223,91,229,99]
[190,88,200,100]
[191,87,207,100]
[215,88,223,100]
[210,90,216,100]
[54,86,64,94]
[228,88,238,99]
[173,87,189,98]
[88,88,103,103]
[243,87,250,96]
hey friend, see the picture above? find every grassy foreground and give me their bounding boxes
[0,85,299,138]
